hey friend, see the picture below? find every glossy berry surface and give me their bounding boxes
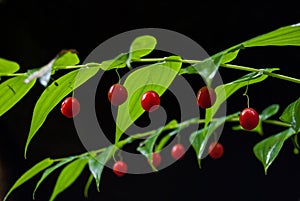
[171,144,185,160]
[208,142,224,159]
[113,161,128,177]
[240,107,259,130]
[108,83,128,106]
[196,86,217,109]
[141,90,160,112]
[61,97,80,118]
[148,152,162,167]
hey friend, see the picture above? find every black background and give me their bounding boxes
[0,0,300,201]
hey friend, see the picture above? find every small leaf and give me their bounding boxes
[0,58,20,74]
[49,157,88,201]
[4,158,53,201]
[25,67,99,158]
[52,51,80,69]
[115,56,182,143]
[127,35,157,66]
[260,104,280,121]
[137,126,165,171]
[254,128,296,174]
[190,112,239,165]
[99,53,129,71]
[0,76,36,117]
[180,53,223,87]
[280,97,300,132]
[33,156,77,198]
[88,146,115,191]
[84,174,94,198]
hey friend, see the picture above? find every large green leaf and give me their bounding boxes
[3,158,54,201]
[280,97,300,133]
[243,23,300,47]
[189,113,239,167]
[88,146,115,191]
[0,76,36,116]
[254,128,296,174]
[115,56,182,143]
[49,157,88,201]
[0,58,20,74]
[33,156,77,198]
[98,53,129,71]
[24,67,100,158]
[205,69,279,123]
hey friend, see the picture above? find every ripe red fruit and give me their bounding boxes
[61,97,80,118]
[208,142,224,159]
[108,83,128,106]
[240,107,259,130]
[171,144,185,160]
[196,86,216,109]
[141,90,160,112]
[113,161,128,177]
[148,152,162,167]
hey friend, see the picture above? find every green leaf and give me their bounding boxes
[253,128,296,174]
[260,104,280,121]
[189,112,239,167]
[220,48,241,64]
[280,97,300,132]
[88,146,115,191]
[243,23,300,47]
[137,126,165,171]
[115,56,182,143]
[206,69,279,122]
[33,156,77,198]
[128,35,157,61]
[4,158,53,201]
[99,53,128,71]
[0,76,36,117]
[52,51,80,69]
[84,174,94,198]
[179,54,223,87]
[0,58,20,74]
[24,67,100,158]
[49,157,88,201]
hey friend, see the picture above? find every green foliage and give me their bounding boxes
[49,157,88,201]
[253,128,296,174]
[190,113,239,167]
[115,56,182,142]
[33,156,77,198]
[24,67,100,158]
[88,146,115,191]
[1,23,300,201]
[3,158,54,201]
[0,58,20,74]
[0,76,36,116]
[280,97,300,132]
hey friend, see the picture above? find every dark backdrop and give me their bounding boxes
[0,0,300,201]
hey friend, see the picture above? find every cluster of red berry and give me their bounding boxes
[60,83,259,177]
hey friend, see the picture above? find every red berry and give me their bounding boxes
[61,97,80,118]
[148,152,162,167]
[240,107,259,130]
[141,90,160,112]
[171,144,185,160]
[196,86,216,109]
[208,142,224,159]
[113,161,128,177]
[108,83,128,106]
